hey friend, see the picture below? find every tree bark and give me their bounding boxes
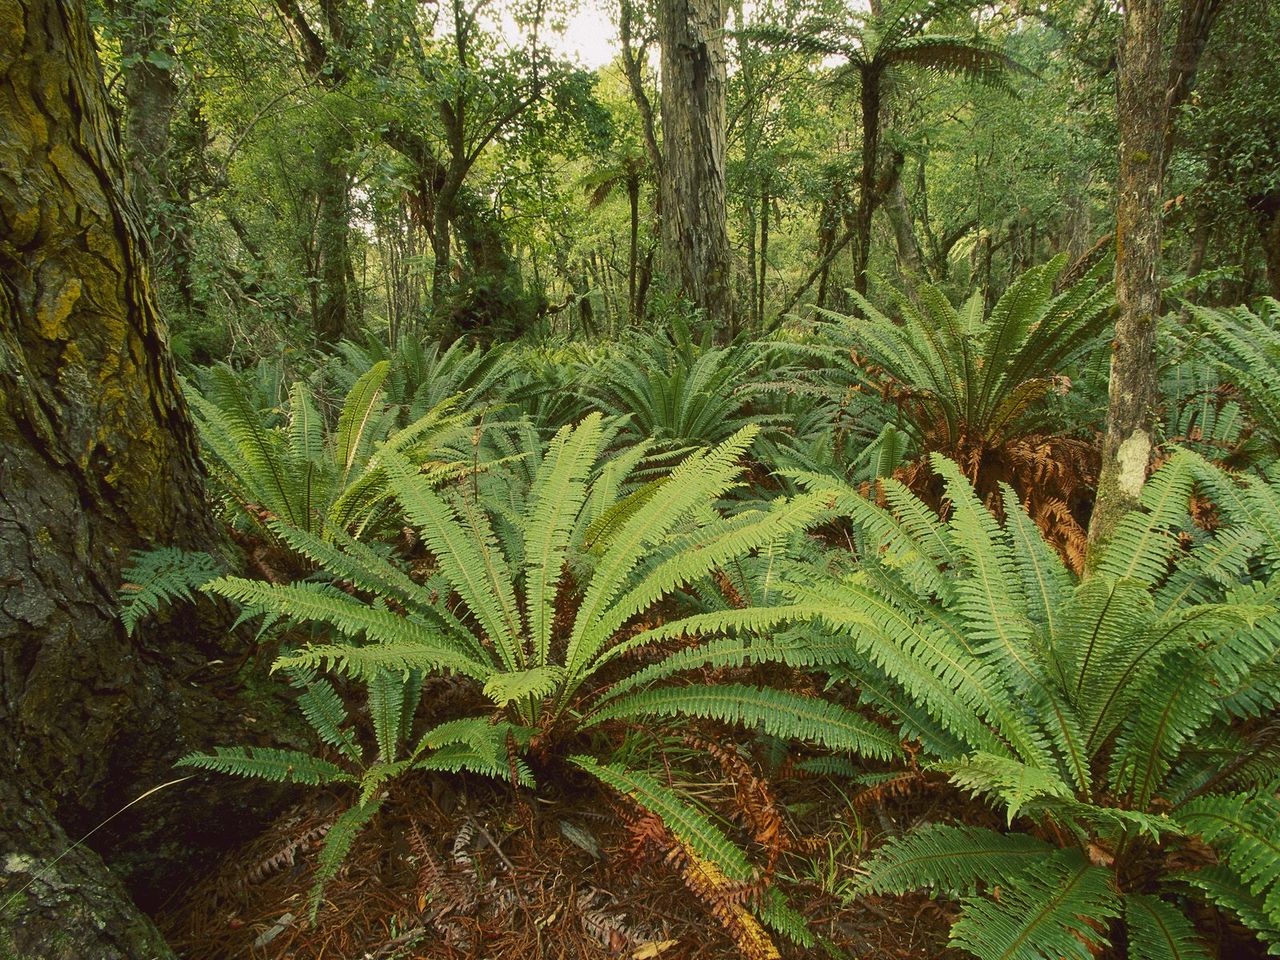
[313,126,353,343]
[1087,0,1169,555]
[883,152,924,291]
[853,68,882,297]
[658,0,734,332]
[1,0,270,951]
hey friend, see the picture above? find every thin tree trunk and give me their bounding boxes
[314,128,353,342]
[627,174,640,320]
[658,0,734,331]
[854,69,882,297]
[883,153,924,290]
[759,189,769,326]
[1087,0,1170,555]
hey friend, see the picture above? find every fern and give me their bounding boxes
[571,756,755,883]
[816,455,1280,958]
[590,684,901,760]
[118,547,222,635]
[307,796,384,920]
[860,824,1055,896]
[176,747,355,785]
[946,850,1118,960]
[1125,893,1212,960]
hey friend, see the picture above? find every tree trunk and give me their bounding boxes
[1248,192,1280,300]
[883,152,924,291]
[853,68,882,297]
[758,188,769,327]
[657,0,734,332]
[627,174,640,320]
[1087,0,1169,555]
[1,1,272,952]
[314,128,353,343]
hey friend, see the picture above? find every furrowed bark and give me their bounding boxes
[1,0,275,951]
[1087,0,1168,555]
[658,0,734,332]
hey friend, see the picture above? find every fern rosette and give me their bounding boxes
[796,453,1280,959]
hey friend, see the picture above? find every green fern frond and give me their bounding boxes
[307,797,384,920]
[570,756,754,883]
[859,823,1054,896]
[483,665,566,708]
[1124,893,1211,960]
[294,675,362,763]
[368,668,408,761]
[589,684,901,760]
[207,577,492,679]
[948,849,1119,960]
[119,547,222,635]
[1177,865,1280,954]
[1178,792,1280,925]
[934,752,1073,823]
[176,747,355,785]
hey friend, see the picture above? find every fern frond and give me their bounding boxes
[119,547,222,635]
[1178,792,1280,925]
[483,665,566,708]
[1125,893,1211,960]
[570,756,754,883]
[176,747,355,785]
[589,684,901,760]
[207,577,491,678]
[934,752,1073,823]
[523,414,604,662]
[948,849,1119,960]
[1093,454,1196,586]
[368,668,408,761]
[307,797,384,920]
[294,675,362,763]
[859,823,1054,896]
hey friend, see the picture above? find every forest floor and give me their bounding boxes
[157,753,966,959]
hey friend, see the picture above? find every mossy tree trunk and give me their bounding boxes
[1087,0,1168,555]
[1,0,266,953]
[1088,0,1222,555]
[658,0,734,333]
